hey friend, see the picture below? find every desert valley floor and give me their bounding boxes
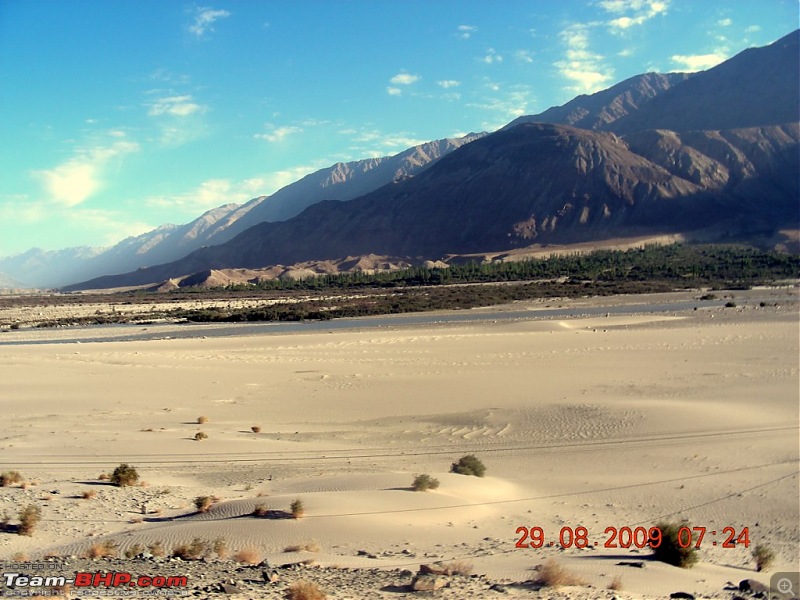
[0,289,798,599]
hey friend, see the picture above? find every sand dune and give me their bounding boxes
[0,289,797,598]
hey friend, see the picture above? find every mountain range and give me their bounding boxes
[7,30,800,291]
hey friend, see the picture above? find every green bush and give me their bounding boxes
[652,521,698,568]
[412,474,440,491]
[111,464,139,487]
[450,455,486,477]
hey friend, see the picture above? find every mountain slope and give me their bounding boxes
[607,30,800,134]
[504,72,691,131]
[67,121,799,290]
[0,134,482,288]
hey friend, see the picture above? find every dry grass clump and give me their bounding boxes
[11,552,30,562]
[98,473,110,481]
[194,431,208,441]
[197,416,209,424]
[85,540,118,559]
[440,561,473,576]
[652,521,698,568]
[124,544,144,559]
[1,471,24,487]
[412,473,440,491]
[253,503,269,517]
[752,544,776,572]
[18,505,42,536]
[213,537,228,559]
[110,463,139,487]
[194,495,218,512]
[608,575,623,591]
[148,541,165,557]
[284,540,320,553]
[172,538,211,560]
[535,559,587,588]
[286,581,326,600]
[290,498,305,519]
[233,547,262,565]
[81,490,97,500]
[251,425,261,433]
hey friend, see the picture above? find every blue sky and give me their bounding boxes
[0,0,796,257]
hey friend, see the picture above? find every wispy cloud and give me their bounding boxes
[254,125,303,143]
[467,84,536,130]
[32,135,140,207]
[597,0,669,31]
[717,18,732,27]
[390,72,420,85]
[147,95,206,117]
[482,48,503,64]
[745,25,761,33]
[188,7,230,37]
[514,50,534,64]
[555,24,613,93]
[437,80,461,88]
[340,126,426,156]
[386,87,402,96]
[457,25,477,40]
[670,52,727,71]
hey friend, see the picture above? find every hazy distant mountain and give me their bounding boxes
[0,134,483,288]
[504,72,692,131]
[68,120,799,290]
[0,271,25,289]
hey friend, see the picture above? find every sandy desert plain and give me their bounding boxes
[0,288,798,599]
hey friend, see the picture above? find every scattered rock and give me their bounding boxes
[219,582,242,594]
[670,593,695,599]
[419,563,448,575]
[739,579,769,594]
[411,574,449,591]
[489,583,507,593]
[616,561,646,568]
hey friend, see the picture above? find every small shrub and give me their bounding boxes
[608,575,623,591]
[652,521,698,568]
[287,581,326,600]
[194,496,215,512]
[197,416,208,424]
[194,431,208,441]
[251,425,261,433]
[535,559,587,587]
[172,538,210,560]
[284,540,320,553]
[412,474,440,491]
[450,454,486,477]
[11,552,29,562]
[110,464,139,487]
[1,471,23,487]
[148,541,165,557]
[725,301,737,308]
[98,473,110,481]
[86,540,118,559]
[124,544,144,559]
[291,498,305,519]
[81,490,96,500]
[213,537,228,559]
[752,544,776,572]
[18,505,41,536]
[253,503,269,517]
[233,547,262,565]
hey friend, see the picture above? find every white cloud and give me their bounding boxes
[189,7,230,37]
[670,52,727,71]
[457,25,477,39]
[745,25,761,33]
[147,95,206,117]
[341,127,426,155]
[254,125,302,143]
[514,50,534,64]
[598,0,669,31]
[483,48,503,64]
[32,138,140,207]
[717,18,732,27]
[390,72,420,85]
[386,87,402,96]
[555,25,613,93]
[467,85,537,129]
[437,80,461,88]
